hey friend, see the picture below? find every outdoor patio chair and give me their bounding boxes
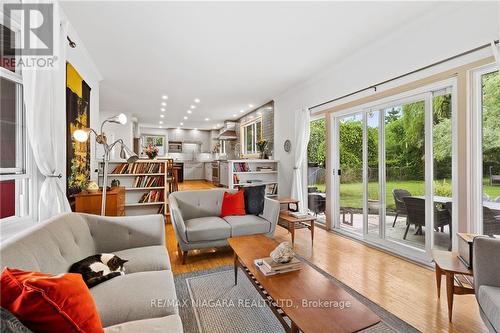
[308,193,326,216]
[402,197,452,250]
[392,189,412,227]
[483,206,500,236]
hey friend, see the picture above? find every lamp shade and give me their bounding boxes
[120,144,139,163]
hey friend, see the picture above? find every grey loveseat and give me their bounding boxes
[169,189,280,263]
[0,213,182,333]
[474,236,500,333]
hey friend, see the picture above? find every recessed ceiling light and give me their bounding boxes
[204,118,209,121]
[257,112,262,116]
[160,114,165,118]
[161,108,166,112]
[187,110,192,114]
[216,123,220,126]
[180,122,184,126]
[240,109,244,113]
[162,95,168,100]
[183,116,188,120]
[248,104,254,108]
[161,102,167,106]
[159,121,163,124]
[232,114,237,117]
[194,98,200,103]
[190,105,196,109]
[159,125,162,128]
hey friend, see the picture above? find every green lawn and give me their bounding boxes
[311,179,500,211]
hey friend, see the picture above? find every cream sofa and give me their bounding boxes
[0,213,182,333]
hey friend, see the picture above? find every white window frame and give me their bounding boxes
[470,63,499,234]
[241,117,262,156]
[0,17,36,228]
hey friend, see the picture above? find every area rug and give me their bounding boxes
[174,264,420,333]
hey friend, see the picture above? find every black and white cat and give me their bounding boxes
[69,254,128,288]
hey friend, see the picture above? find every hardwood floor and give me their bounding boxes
[166,180,487,333]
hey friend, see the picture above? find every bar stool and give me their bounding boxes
[166,159,178,193]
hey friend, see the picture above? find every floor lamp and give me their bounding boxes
[73,113,139,215]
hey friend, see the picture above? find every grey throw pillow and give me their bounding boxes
[244,185,266,215]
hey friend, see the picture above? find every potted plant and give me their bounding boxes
[143,144,159,159]
[256,139,268,159]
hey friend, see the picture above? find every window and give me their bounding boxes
[242,118,262,155]
[0,23,31,222]
[307,116,327,224]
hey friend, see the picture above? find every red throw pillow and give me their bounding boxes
[1,267,103,333]
[221,190,246,217]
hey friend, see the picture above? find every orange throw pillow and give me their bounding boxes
[1,267,103,333]
[220,190,246,217]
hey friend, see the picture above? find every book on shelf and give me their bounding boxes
[256,166,273,171]
[132,175,164,188]
[157,204,165,215]
[233,162,250,172]
[254,257,302,276]
[233,174,240,184]
[266,183,278,195]
[111,162,165,175]
[138,190,164,203]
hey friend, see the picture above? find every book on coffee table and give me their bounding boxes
[254,257,302,276]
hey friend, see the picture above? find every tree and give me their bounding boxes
[308,118,326,166]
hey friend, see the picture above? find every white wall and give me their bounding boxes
[59,7,103,184]
[98,110,134,163]
[274,2,500,197]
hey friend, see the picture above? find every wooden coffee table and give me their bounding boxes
[228,235,380,333]
[278,211,316,245]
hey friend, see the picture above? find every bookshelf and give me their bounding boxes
[228,160,279,197]
[99,160,168,216]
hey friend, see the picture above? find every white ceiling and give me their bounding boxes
[61,1,441,130]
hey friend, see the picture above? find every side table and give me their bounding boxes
[432,250,474,322]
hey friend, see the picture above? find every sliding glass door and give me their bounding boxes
[472,65,500,235]
[332,80,457,261]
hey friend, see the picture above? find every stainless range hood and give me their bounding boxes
[217,121,238,140]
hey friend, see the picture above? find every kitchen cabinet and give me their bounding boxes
[219,162,229,187]
[184,162,204,180]
[204,162,212,181]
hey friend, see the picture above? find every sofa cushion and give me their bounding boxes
[184,217,231,242]
[171,189,226,220]
[223,215,271,237]
[0,213,96,274]
[90,270,177,327]
[104,314,183,333]
[113,246,170,273]
[478,285,500,331]
[244,185,266,215]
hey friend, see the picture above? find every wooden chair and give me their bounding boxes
[166,159,178,193]
[392,189,411,227]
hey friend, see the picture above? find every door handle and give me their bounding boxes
[338,169,342,176]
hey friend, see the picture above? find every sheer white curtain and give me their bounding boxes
[23,6,71,220]
[291,108,310,212]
